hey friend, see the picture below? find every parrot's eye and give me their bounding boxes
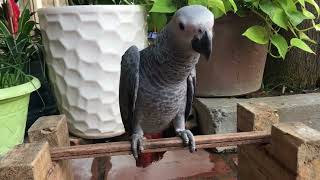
[198,29,203,34]
[179,22,185,31]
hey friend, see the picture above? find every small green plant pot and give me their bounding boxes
[0,76,41,156]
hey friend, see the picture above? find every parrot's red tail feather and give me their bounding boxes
[136,133,165,168]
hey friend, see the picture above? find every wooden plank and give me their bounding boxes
[237,102,279,132]
[28,115,74,180]
[271,122,320,179]
[0,142,52,180]
[51,131,271,160]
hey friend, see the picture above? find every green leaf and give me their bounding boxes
[259,0,274,17]
[305,0,320,17]
[244,0,260,7]
[208,0,226,13]
[222,0,233,12]
[21,21,36,35]
[298,0,306,7]
[314,23,320,31]
[210,7,225,19]
[271,34,288,59]
[286,0,297,10]
[188,0,207,6]
[302,8,316,19]
[227,0,237,12]
[15,34,29,53]
[5,36,17,57]
[286,10,307,26]
[18,8,31,33]
[278,0,297,12]
[272,9,289,29]
[290,38,315,54]
[149,13,167,32]
[259,0,288,29]
[242,25,269,44]
[0,21,10,37]
[299,31,317,44]
[253,0,260,7]
[150,0,177,13]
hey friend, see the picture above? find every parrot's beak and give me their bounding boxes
[191,31,212,60]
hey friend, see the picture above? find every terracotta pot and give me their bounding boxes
[195,13,268,97]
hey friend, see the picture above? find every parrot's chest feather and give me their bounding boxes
[135,47,196,133]
[136,81,187,133]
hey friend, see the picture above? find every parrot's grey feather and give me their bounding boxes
[119,45,140,134]
[185,68,196,119]
[119,5,214,160]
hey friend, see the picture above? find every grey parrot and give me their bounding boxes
[119,5,214,167]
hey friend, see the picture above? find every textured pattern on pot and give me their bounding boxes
[38,5,148,139]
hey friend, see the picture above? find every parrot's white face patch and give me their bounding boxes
[175,5,214,29]
[172,5,214,37]
[165,5,214,55]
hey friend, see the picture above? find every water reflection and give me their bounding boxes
[71,150,237,180]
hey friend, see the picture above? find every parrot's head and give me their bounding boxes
[167,5,214,60]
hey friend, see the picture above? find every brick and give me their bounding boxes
[0,142,52,180]
[237,102,279,132]
[28,115,74,180]
[270,122,320,180]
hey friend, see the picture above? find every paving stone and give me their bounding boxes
[193,93,320,135]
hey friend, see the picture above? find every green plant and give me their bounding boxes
[147,0,320,59]
[240,0,319,59]
[67,0,319,58]
[0,0,42,89]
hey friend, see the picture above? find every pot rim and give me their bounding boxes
[38,5,145,14]
[0,76,41,101]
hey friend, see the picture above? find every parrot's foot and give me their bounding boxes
[177,130,196,152]
[131,133,144,160]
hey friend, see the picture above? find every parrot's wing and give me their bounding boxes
[119,46,140,134]
[185,67,196,119]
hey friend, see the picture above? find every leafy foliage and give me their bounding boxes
[69,0,319,58]
[242,25,269,44]
[0,3,43,88]
[147,0,319,59]
[240,0,318,58]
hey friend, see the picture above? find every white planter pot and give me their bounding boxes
[38,5,147,139]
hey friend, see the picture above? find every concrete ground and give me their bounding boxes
[72,150,238,180]
[194,93,320,135]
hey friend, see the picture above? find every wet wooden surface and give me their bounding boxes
[72,150,238,180]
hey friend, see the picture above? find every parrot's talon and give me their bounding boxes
[177,130,196,153]
[131,134,144,160]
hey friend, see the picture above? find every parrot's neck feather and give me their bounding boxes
[154,29,187,58]
[150,28,199,84]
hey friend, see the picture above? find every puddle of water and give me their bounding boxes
[71,150,237,180]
